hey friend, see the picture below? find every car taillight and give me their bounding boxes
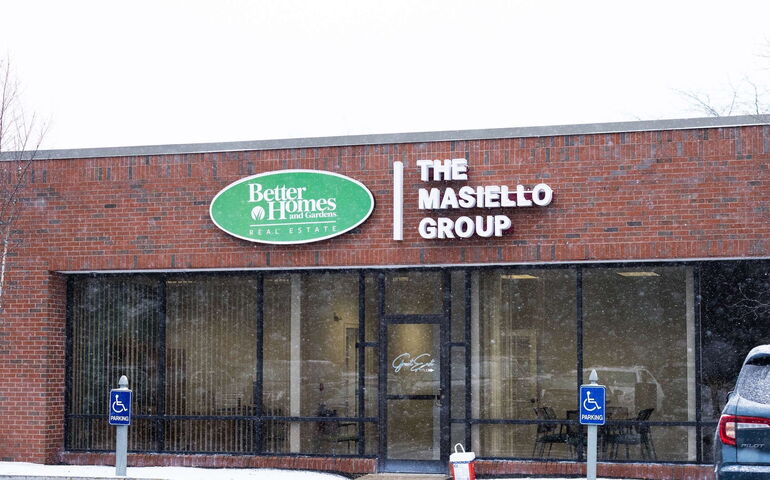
[719,415,737,446]
[719,414,770,446]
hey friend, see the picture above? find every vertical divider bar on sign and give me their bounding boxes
[393,161,403,241]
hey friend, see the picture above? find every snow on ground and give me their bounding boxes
[0,462,638,479]
[0,462,348,479]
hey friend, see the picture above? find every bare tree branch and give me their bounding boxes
[676,41,770,117]
[674,89,724,117]
[0,56,47,313]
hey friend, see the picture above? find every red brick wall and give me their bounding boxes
[59,452,715,479]
[1,124,769,468]
[17,125,770,273]
[0,262,65,463]
[59,452,378,475]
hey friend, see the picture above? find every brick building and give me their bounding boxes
[1,115,770,479]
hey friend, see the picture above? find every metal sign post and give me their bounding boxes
[579,370,605,480]
[109,375,132,477]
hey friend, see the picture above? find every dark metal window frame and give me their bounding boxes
[456,262,706,464]
[65,271,377,458]
[377,270,452,473]
[62,260,734,464]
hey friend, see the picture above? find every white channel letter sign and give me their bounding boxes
[392,158,553,240]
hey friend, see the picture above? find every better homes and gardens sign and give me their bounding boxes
[210,170,375,244]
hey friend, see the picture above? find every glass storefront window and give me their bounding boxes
[365,274,378,342]
[386,323,441,460]
[451,346,465,419]
[475,268,577,458]
[165,276,258,452]
[68,276,161,451]
[701,262,770,420]
[700,261,770,461]
[65,262,766,465]
[301,273,360,418]
[480,424,575,459]
[263,272,362,454]
[451,270,467,343]
[164,419,256,453]
[384,271,444,315]
[583,266,695,461]
[262,274,291,453]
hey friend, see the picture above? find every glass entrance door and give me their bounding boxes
[379,271,450,473]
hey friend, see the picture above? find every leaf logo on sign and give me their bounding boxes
[250,206,266,221]
[210,169,375,245]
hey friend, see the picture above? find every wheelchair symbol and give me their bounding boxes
[582,391,602,412]
[112,394,127,414]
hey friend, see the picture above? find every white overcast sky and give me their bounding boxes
[1,0,769,150]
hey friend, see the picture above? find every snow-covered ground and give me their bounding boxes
[0,462,636,479]
[0,462,348,479]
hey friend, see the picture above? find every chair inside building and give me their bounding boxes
[316,405,360,454]
[605,408,656,460]
[532,406,569,457]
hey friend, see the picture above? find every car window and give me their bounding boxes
[737,356,770,404]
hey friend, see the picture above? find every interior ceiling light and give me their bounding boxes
[617,271,660,277]
[501,274,539,280]
[268,277,291,283]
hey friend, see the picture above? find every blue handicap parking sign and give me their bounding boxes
[109,389,132,426]
[579,385,605,425]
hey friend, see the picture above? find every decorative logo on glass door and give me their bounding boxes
[392,352,436,373]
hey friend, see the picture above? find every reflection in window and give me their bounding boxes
[263,272,362,454]
[700,261,770,462]
[384,271,444,315]
[262,274,291,453]
[475,269,577,458]
[164,276,257,452]
[64,261,762,464]
[451,270,467,343]
[67,276,161,451]
[602,425,691,462]
[386,323,441,460]
[583,266,695,462]
[701,262,770,418]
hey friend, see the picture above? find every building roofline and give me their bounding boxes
[5,114,770,161]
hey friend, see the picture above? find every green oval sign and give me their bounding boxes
[210,170,375,244]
